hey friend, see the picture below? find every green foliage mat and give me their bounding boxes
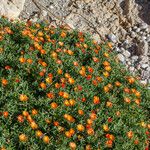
[0,16,149,150]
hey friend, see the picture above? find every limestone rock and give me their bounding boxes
[0,0,25,18]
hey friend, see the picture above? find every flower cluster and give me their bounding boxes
[0,16,149,150]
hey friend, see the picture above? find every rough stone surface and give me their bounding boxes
[0,0,25,18]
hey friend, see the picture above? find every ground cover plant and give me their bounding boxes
[0,16,150,150]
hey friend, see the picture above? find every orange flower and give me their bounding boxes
[96,76,103,82]
[104,52,109,58]
[69,142,76,150]
[17,115,24,123]
[104,86,109,93]
[87,128,94,135]
[53,121,59,126]
[103,61,110,66]
[128,77,135,84]
[47,92,55,99]
[19,94,28,102]
[105,66,111,72]
[69,99,76,106]
[135,99,141,105]
[60,32,66,38]
[124,97,131,103]
[19,57,26,63]
[64,100,70,106]
[27,58,33,64]
[106,101,113,107]
[40,49,46,54]
[103,71,109,77]
[50,102,58,109]
[107,42,112,49]
[87,119,93,125]
[32,109,38,115]
[22,111,29,117]
[40,82,46,89]
[57,69,63,74]
[51,52,57,58]
[63,92,69,99]
[68,50,74,55]
[43,135,50,143]
[3,111,9,118]
[93,96,100,104]
[115,81,121,87]
[69,128,75,136]
[36,130,43,138]
[68,78,75,84]
[103,124,109,132]
[41,62,47,67]
[1,78,8,86]
[77,124,85,132]
[127,131,133,139]
[19,134,28,142]
[124,87,130,93]
[45,77,52,84]
[65,73,70,78]
[38,31,44,37]
[78,109,84,115]
[135,91,141,97]
[106,140,113,148]
[58,41,64,46]
[90,113,97,120]
[30,121,38,129]
[65,131,72,138]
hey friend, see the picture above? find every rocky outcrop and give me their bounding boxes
[0,0,25,18]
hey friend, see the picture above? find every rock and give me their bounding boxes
[139,56,149,64]
[139,22,148,30]
[131,32,136,38]
[141,36,147,41]
[107,34,117,43]
[129,66,135,72]
[123,50,131,58]
[140,80,147,85]
[0,0,25,18]
[131,55,139,61]
[114,47,121,52]
[136,64,141,70]
[122,40,129,49]
[41,10,47,17]
[135,28,140,33]
[92,34,100,43]
[127,61,131,66]
[137,40,149,55]
[117,54,125,63]
[141,64,149,69]
[128,27,132,32]
[133,26,138,30]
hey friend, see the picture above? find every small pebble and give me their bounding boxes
[129,66,135,72]
[131,55,139,61]
[107,34,117,43]
[141,64,149,69]
[117,54,125,63]
[141,36,147,41]
[123,50,131,58]
[139,23,148,30]
[136,28,140,33]
[131,32,136,38]
[140,80,147,85]
[133,26,138,30]
[115,47,121,52]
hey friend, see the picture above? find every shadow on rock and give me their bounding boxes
[135,0,150,25]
